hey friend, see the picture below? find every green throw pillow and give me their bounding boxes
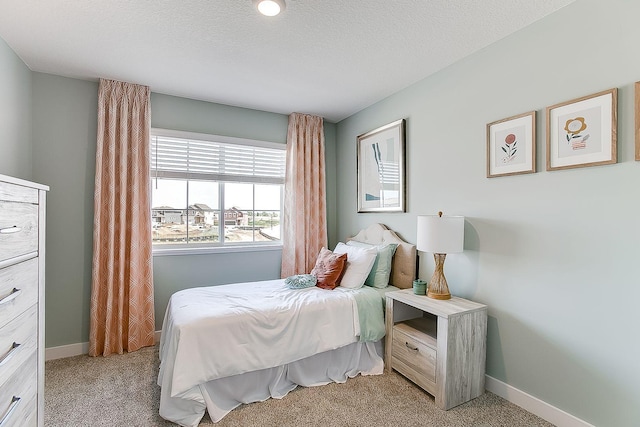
[346,241,398,288]
[285,274,317,289]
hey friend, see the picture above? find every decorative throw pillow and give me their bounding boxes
[332,242,377,289]
[310,247,347,290]
[284,274,317,289]
[346,240,398,288]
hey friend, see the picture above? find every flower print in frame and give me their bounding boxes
[564,117,589,149]
[546,88,617,171]
[486,111,536,178]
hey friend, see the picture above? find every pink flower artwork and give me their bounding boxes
[501,133,517,163]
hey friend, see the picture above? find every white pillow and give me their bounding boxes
[333,242,377,289]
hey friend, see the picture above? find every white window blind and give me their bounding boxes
[150,131,286,185]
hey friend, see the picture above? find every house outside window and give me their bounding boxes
[150,129,285,250]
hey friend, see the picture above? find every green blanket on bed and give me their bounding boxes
[352,286,386,342]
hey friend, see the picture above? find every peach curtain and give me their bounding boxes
[89,79,155,356]
[281,113,328,277]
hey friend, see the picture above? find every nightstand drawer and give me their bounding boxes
[391,324,436,393]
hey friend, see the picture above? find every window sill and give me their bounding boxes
[152,244,282,257]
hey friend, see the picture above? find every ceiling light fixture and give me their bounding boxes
[253,0,286,17]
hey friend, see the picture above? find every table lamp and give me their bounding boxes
[416,212,464,300]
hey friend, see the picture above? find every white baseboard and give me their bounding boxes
[45,341,90,361]
[485,375,594,427]
[45,331,163,361]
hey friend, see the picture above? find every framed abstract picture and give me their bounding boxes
[357,119,405,213]
[546,88,617,171]
[486,111,536,178]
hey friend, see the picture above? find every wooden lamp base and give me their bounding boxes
[427,253,451,300]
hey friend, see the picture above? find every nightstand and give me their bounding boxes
[385,289,488,410]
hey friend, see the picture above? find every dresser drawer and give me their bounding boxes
[392,323,437,394]
[0,258,39,330]
[0,394,36,427]
[0,182,38,205]
[0,201,38,264]
[0,353,37,427]
[0,305,37,389]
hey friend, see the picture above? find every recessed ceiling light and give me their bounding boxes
[253,0,286,17]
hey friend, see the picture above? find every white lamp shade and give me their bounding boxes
[416,214,464,254]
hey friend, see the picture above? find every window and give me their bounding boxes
[150,129,285,250]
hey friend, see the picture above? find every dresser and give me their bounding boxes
[385,290,487,410]
[0,174,48,427]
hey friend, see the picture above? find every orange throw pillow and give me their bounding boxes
[311,247,347,290]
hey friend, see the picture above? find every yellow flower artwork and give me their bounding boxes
[564,117,590,150]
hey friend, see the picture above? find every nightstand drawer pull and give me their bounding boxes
[0,343,21,367]
[0,396,21,427]
[0,226,22,234]
[0,288,21,306]
[405,342,419,352]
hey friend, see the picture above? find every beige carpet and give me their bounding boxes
[45,345,554,427]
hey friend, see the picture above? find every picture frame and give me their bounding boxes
[635,82,640,161]
[546,88,617,171]
[486,111,536,178]
[357,119,405,213]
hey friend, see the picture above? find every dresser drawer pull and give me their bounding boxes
[0,289,21,306]
[0,396,20,426]
[405,342,419,352]
[0,343,20,367]
[0,226,22,234]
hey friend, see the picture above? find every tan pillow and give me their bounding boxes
[311,247,347,290]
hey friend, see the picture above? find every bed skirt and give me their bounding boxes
[159,340,384,426]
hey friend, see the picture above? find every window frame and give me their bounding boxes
[150,128,285,255]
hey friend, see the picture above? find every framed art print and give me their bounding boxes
[357,119,405,213]
[546,88,617,171]
[486,111,536,178]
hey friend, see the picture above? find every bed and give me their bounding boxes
[157,223,416,426]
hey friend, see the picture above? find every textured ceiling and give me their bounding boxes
[0,0,575,122]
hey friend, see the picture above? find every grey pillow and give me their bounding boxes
[284,274,317,289]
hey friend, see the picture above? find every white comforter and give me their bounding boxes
[158,279,363,401]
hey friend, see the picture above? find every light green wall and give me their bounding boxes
[324,122,338,246]
[0,37,32,179]
[31,73,98,348]
[335,1,639,425]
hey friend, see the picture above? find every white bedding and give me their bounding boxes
[158,279,384,425]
